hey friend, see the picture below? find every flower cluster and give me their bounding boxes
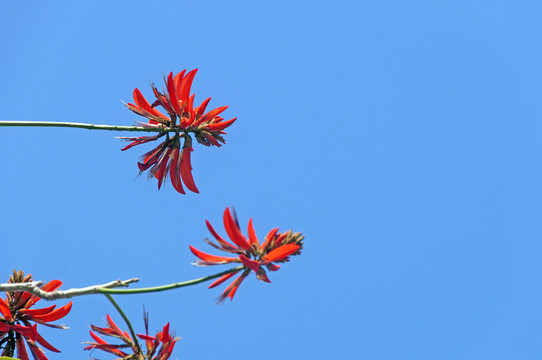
[84,312,179,360]
[0,270,72,360]
[122,69,236,194]
[190,208,304,303]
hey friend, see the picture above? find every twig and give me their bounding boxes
[104,294,141,353]
[0,278,139,300]
[98,266,244,294]
[0,121,175,133]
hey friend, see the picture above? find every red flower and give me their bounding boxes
[190,208,304,303]
[121,69,236,194]
[84,312,179,360]
[0,270,72,360]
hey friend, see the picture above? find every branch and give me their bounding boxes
[0,121,175,133]
[98,266,244,294]
[0,278,139,300]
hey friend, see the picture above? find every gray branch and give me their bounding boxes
[0,278,139,300]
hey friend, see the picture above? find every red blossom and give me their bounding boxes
[0,270,72,360]
[121,69,236,194]
[190,208,304,303]
[84,312,179,360]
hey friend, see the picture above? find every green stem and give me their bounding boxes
[103,294,141,353]
[98,266,244,295]
[0,121,179,133]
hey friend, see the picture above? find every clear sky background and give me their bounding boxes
[1,1,541,359]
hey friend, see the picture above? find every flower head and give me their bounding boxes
[190,208,304,303]
[84,312,179,360]
[0,270,72,360]
[121,69,236,194]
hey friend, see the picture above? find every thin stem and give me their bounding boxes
[103,294,141,353]
[98,266,244,295]
[0,121,182,133]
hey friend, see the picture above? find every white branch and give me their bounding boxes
[0,278,139,300]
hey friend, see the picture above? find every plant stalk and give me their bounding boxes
[103,294,142,353]
[0,121,176,133]
[98,267,244,295]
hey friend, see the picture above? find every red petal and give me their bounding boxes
[167,72,182,114]
[154,147,173,189]
[262,244,300,263]
[106,314,125,337]
[208,271,240,289]
[0,297,13,320]
[169,147,185,194]
[21,305,56,316]
[133,88,168,120]
[88,331,129,357]
[41,280,62,292]
[256,268,271,283]
[137,333,156,341]
[179,69,198,101]
[247,218,260,246]
[89,330,107,344]
[189,245,237,263]
[267,263,281,271]
[0,323,36,340]
[160,323,171,343]
[35,332,60,352]
[140,141,166,168]
[206,220,237,250]
[266,228,279,241]
[173,70,187,89]
[28,343,48,360]
[91,324,119,337]
[239,254,260,272]
[207,118,237,131]
[120,134,161,151]
[223,208,250,250]
[275,233,288,246]
[222,273,247,302]
[261,228,279,251]
[17,334,29,360]
[198,105,228,124]
[32,301,72,322]
[180,147,199,193]
[202,132,221,146]
[195,97,211,118]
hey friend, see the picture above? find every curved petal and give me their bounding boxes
[189,246,237,264]
[247,218,260,246]
[32,301,72,322]
[35,332,60,353]
[20,305,56,316]
[0,297,13,321]
[217,272,247,303]
[207,118,237,131]
[208,271,240,289]
[180,146,199,193]
[17,334,30,360]
[223,208,250,250]
[239,254,260,273]
[205,220,237,251]
[262,244,300,263]
[169,147,185,194]
[166,72,182,114]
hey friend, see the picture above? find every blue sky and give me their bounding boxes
[1,1,541,359]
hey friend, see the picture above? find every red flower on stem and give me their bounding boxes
[121,69,236,194]
[0,270,72,360]
[84,312,179,360]
[190,208,304,303]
